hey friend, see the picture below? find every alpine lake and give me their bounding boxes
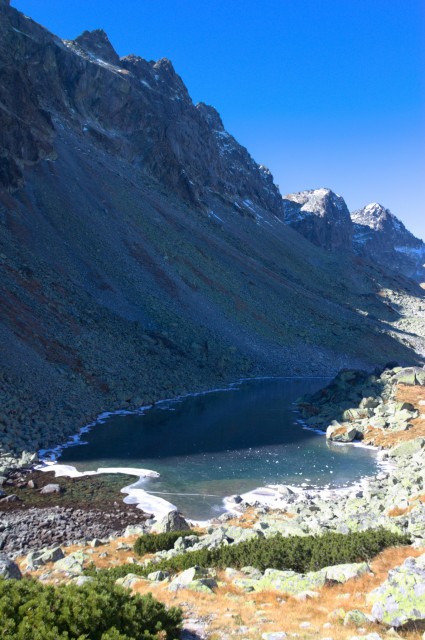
[57,378,378,520]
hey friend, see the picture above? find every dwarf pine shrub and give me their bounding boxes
[92,528,410,582]
[134,530,199,556]
[0,576,182,640]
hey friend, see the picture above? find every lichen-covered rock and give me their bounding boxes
[115,573,148,589]
[407,504,425,540]
[388,438,425,458]
[151,510,190,534]
[254,568,326,594]
[26,546,64,569]
[367,554,425,627]
[169,565,214,591]
[343,609,369,627]
[54,551,87,575]
[395,367,425,386]
[147,570,169,581]
[324,562,371,583]
[326,423,358,442]
[186,578,217,593]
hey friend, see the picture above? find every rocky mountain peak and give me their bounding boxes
[0,1,283,215]
[196,103,225,132]
[351,204,425,282]
[73,29,120,65]
[351,202,398,232]
[282,188,352,251]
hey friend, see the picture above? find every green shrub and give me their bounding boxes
[134,530,199,556]
[90,528,410,582]
[0,576,182,640]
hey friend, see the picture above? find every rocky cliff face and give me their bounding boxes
[282,188,353,251]
[0,2,282,217]
[351,203,425,282]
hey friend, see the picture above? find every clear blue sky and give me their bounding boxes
[13,0,425,239]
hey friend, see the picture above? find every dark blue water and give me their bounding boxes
[59,378,378,519]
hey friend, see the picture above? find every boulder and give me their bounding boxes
[388,438,425,458]
[395,367,425,386]
[26,547,64,569]
[254,568,326,594]
[367,554,425,626]
[54,551,87,575]
[326,423,358,442]
[151,510,190,534]
[343,610,369,627]
[116,573,148,589]
[0,553,22,579]
[324,562,371,583]
[40,483,62,494]
[169,566,217,592]
[147,570,169,581]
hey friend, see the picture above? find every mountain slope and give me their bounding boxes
[0,1,423,465]
[351,203,425,282]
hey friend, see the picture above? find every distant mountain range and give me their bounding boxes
[0,0,423,461]
[283,189,425,282]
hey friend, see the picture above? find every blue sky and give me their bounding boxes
[13,0,425,239]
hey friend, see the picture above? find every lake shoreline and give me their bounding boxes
[33,375,382,523]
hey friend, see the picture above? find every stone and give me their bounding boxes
[73,576,95,586]
[0,553,22,579]
[147,570,169,581]
[324,562,371,583]
[26,547,64,569]
[254,568,326,594]
[388,438,425,458]
[40,483,62,494]
[186,578,217,593]
[151,510,190,534]
[174,534,198,551]
[395,367,425,386]
[124,525,145,536]
[344,610,369,627]
[169,566,215,590]
[262,633,287,640]
[326,423,358,442]
[0,493,21,503]
[367,554,425,627]
[116,573,148,589]
[90,538,104,548]
[54,551,87,575]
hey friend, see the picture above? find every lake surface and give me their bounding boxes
[59,378,378,520]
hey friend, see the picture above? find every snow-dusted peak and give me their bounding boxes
[284,188,348,219]
[351,203,425,281]
[282,188,352,251]
[351,202,405,233]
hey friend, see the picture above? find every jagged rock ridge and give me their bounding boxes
[282,188,353,251]
[0,3,282,217]
[351,203,425,282]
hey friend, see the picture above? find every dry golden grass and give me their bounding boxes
[127,545,425,640]
[363,384,425,448]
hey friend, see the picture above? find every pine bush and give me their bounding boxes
[134,530,199,556]
[0,576,182,639]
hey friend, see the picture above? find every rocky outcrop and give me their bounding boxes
[282,188,353,251]
[367,553,425,627]
[351,203,425,282]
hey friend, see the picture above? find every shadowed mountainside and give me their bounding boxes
[0,1,423,463]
